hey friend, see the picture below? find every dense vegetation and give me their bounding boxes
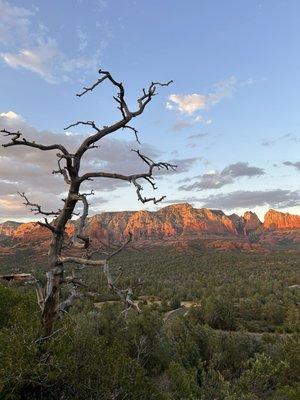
[0,246,299,399]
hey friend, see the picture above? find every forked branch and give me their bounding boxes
[1,128,70,156]
[66,70,172,168]
[79,150,177,204]
[18,192,60,216]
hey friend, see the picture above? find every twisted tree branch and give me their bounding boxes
[19,192,60,216]
[79,150,177,204]
[1,128,70,155]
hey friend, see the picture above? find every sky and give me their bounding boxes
[0,0,299,222]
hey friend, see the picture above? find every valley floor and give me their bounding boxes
[0,246,299,399]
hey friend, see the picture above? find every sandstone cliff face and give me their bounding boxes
[85,204,239,242]
[228,211,262,236]
[0,220,75,244]
[0,205,299,248]
[84,211,135,242]
[264,209,300,230]
[11,222,51,242]
[0,221,21,236]
[228,214,246,235]
[157,204,237,236]
[243,211,262,232]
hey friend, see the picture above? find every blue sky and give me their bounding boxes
[0,0,299,222]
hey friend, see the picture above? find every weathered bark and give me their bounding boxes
[1,69,174,337]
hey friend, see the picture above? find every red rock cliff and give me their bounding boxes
[263,209,300,230]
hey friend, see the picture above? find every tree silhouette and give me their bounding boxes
[1,69,175,338]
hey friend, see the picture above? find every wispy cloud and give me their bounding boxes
[283,161,300,171]
[170,116,212,132]
[163,157,199,175]
[0,1,33,46]
[171,120,193,131]
[148,189,300,211]
[179,162,264,191]
[187,133,208,140]
[262,132,300,146]
[0,1,106,83]
[186,133,208,149]
[1,38,59,82]
[198,189,300,210]
[166,76,236,115]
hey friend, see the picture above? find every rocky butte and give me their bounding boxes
[0,204,299,251]
[263,209,300,230]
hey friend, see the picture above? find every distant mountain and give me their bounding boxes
[263,209,300,230]
[0,204,299,250]
[0,220,21,236]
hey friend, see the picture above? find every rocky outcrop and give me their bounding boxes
[11,222,51,242]
[264,209,300,230]
[0,205,299,249]
[78,204,239,243]
[0,220,21,236]
[228,214,247,235]
[228,211,262,236]
[243,211,262,232]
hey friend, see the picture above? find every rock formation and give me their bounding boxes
[264,209,300,230]
[0,204,299,250]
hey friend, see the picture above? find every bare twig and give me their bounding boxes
[19,192,60,216]
[79,150,177,204]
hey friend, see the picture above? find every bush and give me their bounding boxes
[202,295,236,330]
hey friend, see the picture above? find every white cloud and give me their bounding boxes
[1,38,59,82]
[171,119,193,131]
[0,1,105,83]
[0,1,33,46]
[61,49,103,73]
[179,162,265,191]
[0,111,24,121]
[194,115,204,123]
[167,76,237,115]
[194,116,212,125]
[166,101,173,110]
[199,189,300,210]
[168,93,206,115]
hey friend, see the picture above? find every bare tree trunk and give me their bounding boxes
[42,181,80,335]
[1,69,174,338]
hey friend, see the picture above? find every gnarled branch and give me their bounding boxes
[79,150,177,204]
[1,128,70,156]
[67,70,172,168]
[19,192,60,216]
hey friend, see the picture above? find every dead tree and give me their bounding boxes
[1,69,175,337]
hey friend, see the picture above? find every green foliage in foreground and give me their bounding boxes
[0,249,299,399]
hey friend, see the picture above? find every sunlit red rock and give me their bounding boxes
[12,222,51,242]
[0,220,20,236]
[0,205,299,250]
[264,209,300,230]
